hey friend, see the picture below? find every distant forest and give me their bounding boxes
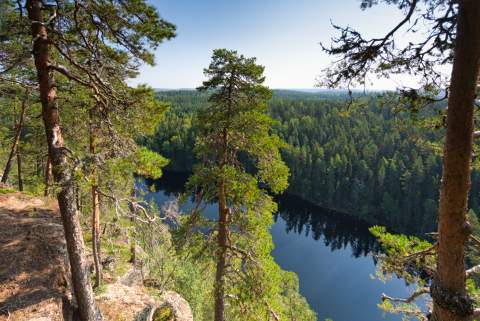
[145,90,480,235]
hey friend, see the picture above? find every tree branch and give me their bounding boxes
[466,264,480,277]
[382,287,430,303]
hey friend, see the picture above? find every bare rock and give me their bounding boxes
[96,282,193,321]
[0,192,193,321]
[158,291,193,321]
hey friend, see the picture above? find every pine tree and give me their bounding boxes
[321,1,480,320]
[1,1,175,319]
[189,49,290,321]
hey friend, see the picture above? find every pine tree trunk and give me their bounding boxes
[431,2,480,321]
[16,147,23,191]
[90,109,102,288]
[76,183,82,213]
[26,1,102,320]
[44,155,53,196]
[129,214,137,265]
[213,85,234,321]
[214,178,228,321]
[1,96,27,184]
[129,186,137,265]
[92,184,102,288]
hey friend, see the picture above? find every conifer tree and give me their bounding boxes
[189,49,290,321]
[321,1,480,320]
[1,1,175,320]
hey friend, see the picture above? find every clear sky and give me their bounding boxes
[132,0,433,90]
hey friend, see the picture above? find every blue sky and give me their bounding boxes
[133,0,428,90]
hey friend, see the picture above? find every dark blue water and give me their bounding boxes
[140,173,419,321]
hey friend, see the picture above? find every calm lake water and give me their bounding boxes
[139,172,419,321]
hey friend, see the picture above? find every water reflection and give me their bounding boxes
[144,171,382,258]
[275,194,382,258]
[143,171,190,196]
[141,171,414,321]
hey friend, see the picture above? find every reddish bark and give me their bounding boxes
[432,2,480,320]
[26,1,102,320]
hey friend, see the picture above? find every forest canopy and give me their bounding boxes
[145,89,480,235]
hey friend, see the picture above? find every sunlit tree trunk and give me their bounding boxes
[76,183,83,213]
[26,1,102,320]
[91,183,101,287]
[90,109,102,288]
[214,178,228,321]
[214,124,229,321]
[129,187,137,265]
[44,155,53,196]
[431,2,480,321]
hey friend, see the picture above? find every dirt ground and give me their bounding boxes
[0,193,73,321]
[0,192,193,321]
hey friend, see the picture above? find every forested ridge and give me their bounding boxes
[3,1,480,321]
[147,89,480,235]
[0,10,315,318]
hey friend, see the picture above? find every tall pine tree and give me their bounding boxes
[189,49,290,321]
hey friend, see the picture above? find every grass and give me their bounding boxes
[103,238,132,278]
[94,283,108,295]
[0,186,17,194]
[0,185,41,196]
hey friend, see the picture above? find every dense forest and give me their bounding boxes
[0,7,314,318]
[2,1,480,321]
[146,90,480,235]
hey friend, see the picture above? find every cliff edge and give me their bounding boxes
[0,191,192,321]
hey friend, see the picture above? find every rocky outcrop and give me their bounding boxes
[0,193,193,321]
[97,268,193,321]
[0,193,73,321]
[96,283,193,321]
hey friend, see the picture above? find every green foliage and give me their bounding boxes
[183,50,312,321]
[0,0,176,194]
[370,225,480,320]
[370,226,432,255]
[369,226,434,319]
[0,85,46,194]
[0,186,17,194]
[276,271,317,321]
[93,284,108,295]
[136,208,215,321]
[146,90,462,235]
[370,226,433,284]
[153,306,175,321]
[110,147,168,180]
[135,147,169,179]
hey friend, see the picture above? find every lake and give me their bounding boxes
[140,172,419,321]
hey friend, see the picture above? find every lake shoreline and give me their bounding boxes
[145,170,406,235]
[140,174,414,321]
